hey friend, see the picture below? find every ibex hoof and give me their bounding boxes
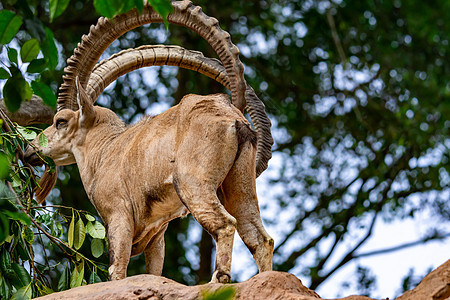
[211,270,231,284]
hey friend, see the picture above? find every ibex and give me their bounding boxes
[25,1,274,283]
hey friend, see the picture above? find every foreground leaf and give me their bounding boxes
[10,263,31,289]
[20,39,40,62]
[91,238,103,258]
[7,47,18,65]
[0,272,12,299]
[41,27,58,70]
[16,126,37,140]
[0,153,10,180]
[93,0,116,18]
[57,264,69,291]
[11,282,32,300]
[148,0,173,28]
[27,58,47,73]
[68,213,75,248]
[73,218,86,250]
[0,249,14,278]
[38,132,48,148]
[22,226,34,244]
[31,81,57,109]
[70,261,84,288]
[0,68,10,79]
[49,0,71,22]
[84,214,95,222]
[88,271,102,284]
[0,10,23,44]
[86,221,106,239]
[3,75,33,112]
[38,284,54,296]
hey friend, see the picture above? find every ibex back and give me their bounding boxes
[25,79,273,282]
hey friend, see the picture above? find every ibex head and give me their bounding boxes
[24,78,100,202]
[25,78,96,167]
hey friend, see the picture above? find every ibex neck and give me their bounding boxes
[75,123,126,201]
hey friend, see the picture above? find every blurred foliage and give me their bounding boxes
[0,0,449,298]
[0,0,171,298]
[0,112,110,299]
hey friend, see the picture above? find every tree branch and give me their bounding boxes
[0,95,54,125]
[326,9,346,64]
[354,232,450,259]
[310,210,379,290]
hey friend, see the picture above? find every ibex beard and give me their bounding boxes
[25,79,274,283]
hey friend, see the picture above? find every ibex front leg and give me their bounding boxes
[106,218,133,280]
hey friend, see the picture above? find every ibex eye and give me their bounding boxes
[56,119,68,129]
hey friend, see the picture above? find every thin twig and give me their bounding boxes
[24,210,100,267]
[326,9,346,64]
[26,242,37,283]
[355,232,450,259]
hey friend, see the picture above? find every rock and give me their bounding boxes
[36,260,450,300]
[396,259,450,300]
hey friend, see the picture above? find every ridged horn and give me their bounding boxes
[86,45,273,176]
[58,1,246,112]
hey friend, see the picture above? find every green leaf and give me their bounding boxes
[16,126,37,140]
[91,238,103,258]
[7,47,18,65]
[84,214,95,222]
[86,221,106,239]
[0,10,23,44]
[70,261,84,288]
[41,27,58,70]
[16,240,30,261]
[0,215,9,243]
[38,284,54,296]
[3,74,33,112]
[38,132,48,148]
[0,249,14,278]
[3,211,30,225]
[133,0,144,13]
[20,39,40,63]
[0,68,10,79]
[68,213,74,248]
[57,263,69,291]
[49,0,71,22]
[10,263,31,289]
[11,282,32,300]
[31,81,57,109]
[202,286,235,300]
[26,58,47,73]
[73,218,86,250]
[93,0,116,18]
[0,152,10,180]
[148,0,173,28]
[0,272,12,299]
[22,226,34,244]
[88,271,102,284]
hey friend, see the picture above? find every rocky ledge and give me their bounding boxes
[36,259,449,300]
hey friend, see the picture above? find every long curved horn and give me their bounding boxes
[58,1,245,112]
[87,45,273,176]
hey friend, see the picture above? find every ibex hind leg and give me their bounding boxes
[173,122,239,283]
[222,142,274,273]
[173,173,237,283]
[144,223,168,276]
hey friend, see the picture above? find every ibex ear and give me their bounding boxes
[76,76,96,127]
